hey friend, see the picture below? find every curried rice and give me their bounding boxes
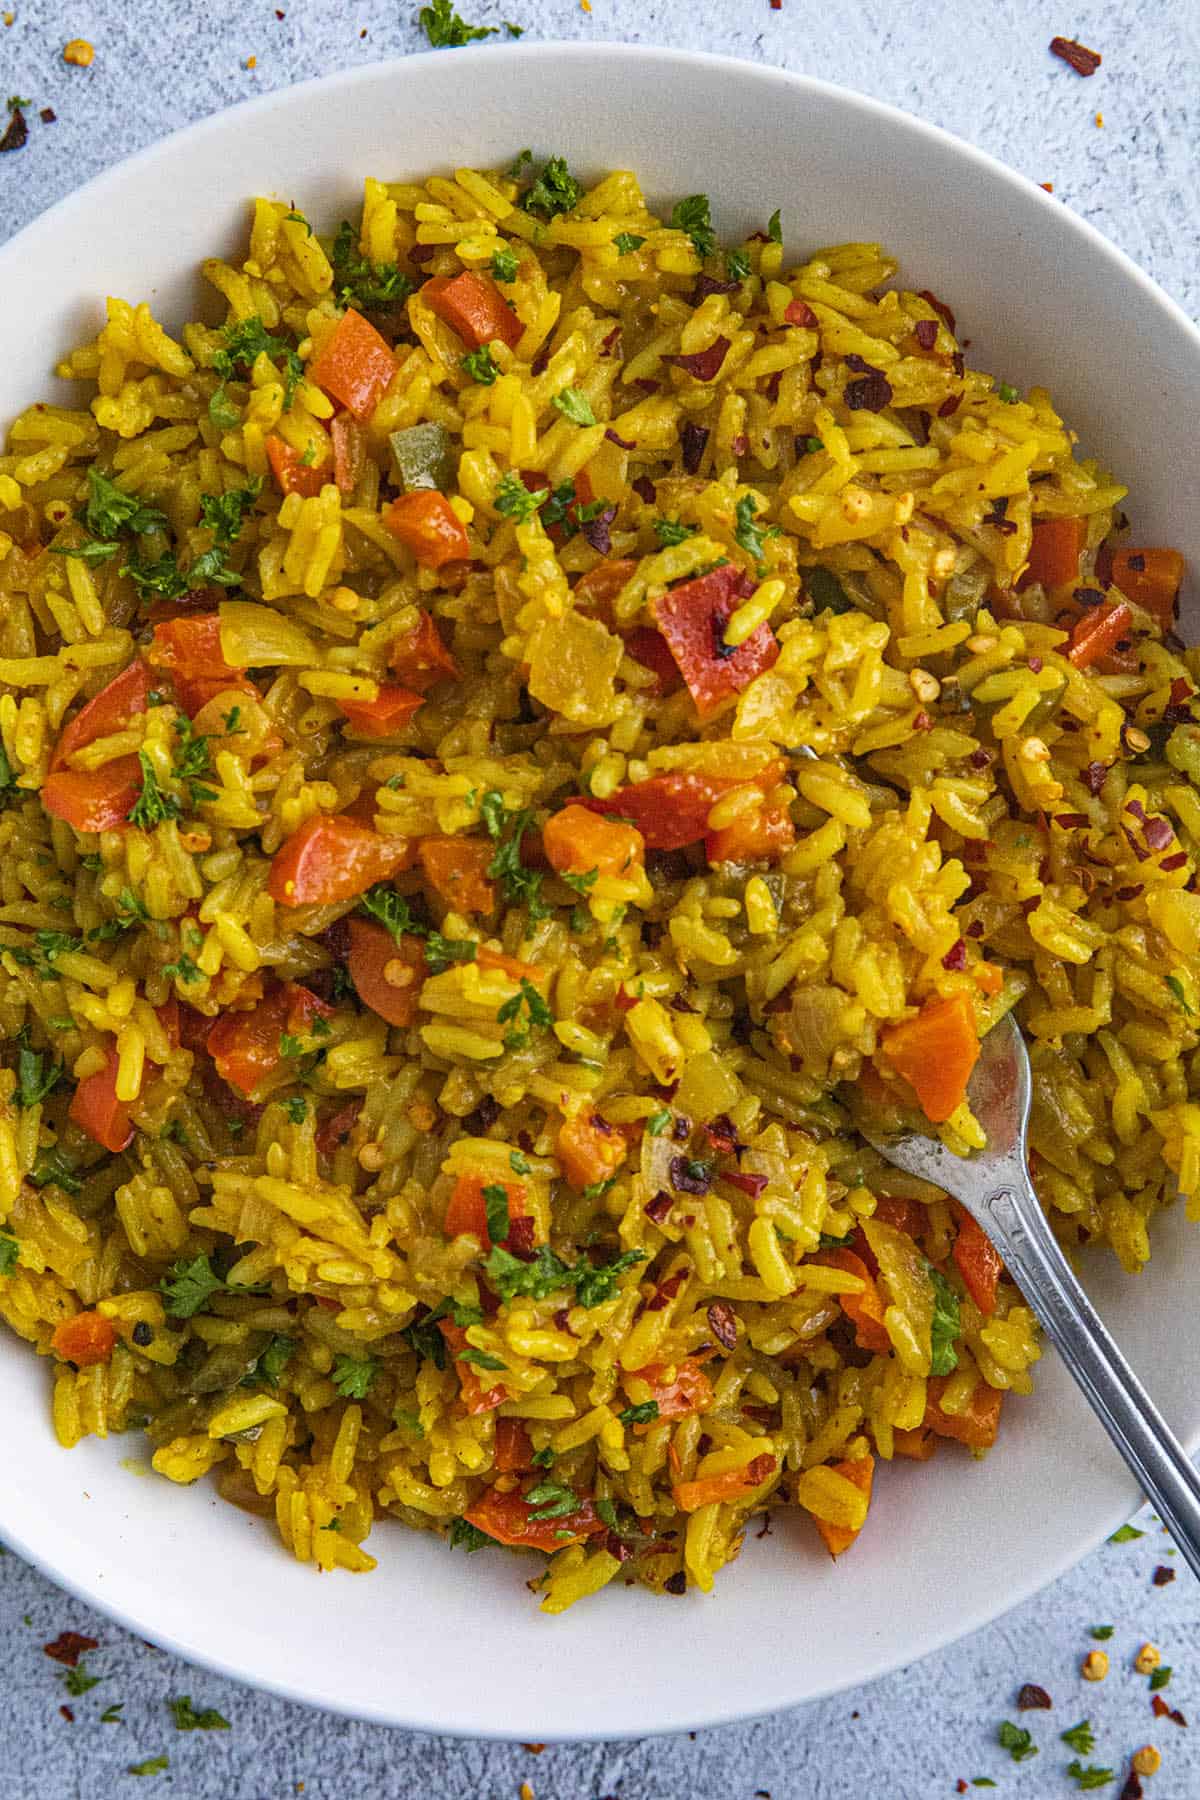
[0,155,1196,1610]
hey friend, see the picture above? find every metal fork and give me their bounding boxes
[859,1012,1200,1578]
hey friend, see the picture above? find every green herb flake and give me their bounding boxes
[168,1696,231,1732]
[669,193,716,261]
[726,248,751,283]
[509,1151,531,1175]
[1150,1665,1172,1691]
[127,751,181,830]
[1166,974,1194,1014]
[329,221,413,314]
[524,1478,582,1521]
[458,1346,507,1372]
[463,346,501,385]
[927,1264,962,1377]
[1108,1523,1144,1543]
[128,1757,170,1778]
[16,1046,63,1109]
[283,1096,308,1123]
[1089,1625,1114,1640]
[552,386,596,427]
[518,155,583,221]
[331,1352,380,1399]
[419,0,497,47]
[482,1183,511,1244]
[62,1660,102,1696]
[160,1254,231,1320]
[490,244,520,282]
[733,491,780,573]
[494,469,548,522]
[448,1516,492,1551]
[1065,1763,1113,1790]
[654,517,698,548]
[997,1719,1038,1762]
[646,1109,672,1137]
[618,1400,659,1427]
[100,1703,124,1724]
[767,208,782,244]
[613,233,645,256]
[496,976,553,1050]
[0,1235,20,1277]
[997,382,1020,404]
[212,316,304,410]
[1060,1720,1096,1755]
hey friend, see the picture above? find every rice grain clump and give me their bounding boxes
[0,156,1195,1609]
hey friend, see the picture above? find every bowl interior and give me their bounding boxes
[2,43,1198,1740]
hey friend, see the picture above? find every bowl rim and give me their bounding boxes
[3,38,1200,1741]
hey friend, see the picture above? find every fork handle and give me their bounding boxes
[983,1181,1200,1580]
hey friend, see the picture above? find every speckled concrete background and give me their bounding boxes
[1,2,1198,1795]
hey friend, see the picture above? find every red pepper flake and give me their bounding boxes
[605,427,636,450]
[770,0,782,9]
[731,432,749,458]
[43,1632,99,1667]
[938,393,962,418]
[1152,1694,1188,1726]
[1040,181,1055,193]
[1159,850,1189,872]
[956,1784,969,1796]
[632,475,656,504]
[783,298,818,328]
[1017,1682,1053,1710]
[1115,884,1144,901]
[644,1190,673,1225]
[0,97,28,154]
[521,1743,547,1754]
[918,289,956,333]
[1152,1563,1176,1585]
[600,324,622,356]
[39,106,56,123]
[706,1299,739,1350]
[1050,35,1102,75]
[1054,812,1089,829]
[1125,798,1147,823]
[1120,1773,1144,1800]
[942,939,968,971]
[913,709,933,731]
[951,351,966,379]
[668,338,731,383]
[966,920,984,938]
[59,1705,75,1724]
[1083,761,1109,795]
[723,1169,768,1198]
[913,318,938,351]
[646,1270,688,1312]
[680,421,710,474]
[1144,816,1174,851]
[1027,655,1043,673]
[506,1215,536,1259]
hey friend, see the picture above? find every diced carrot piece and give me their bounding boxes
[51,1310,118,1367]
[417,837,494,914]
[626,1358,714,1423]
[1110,547,1185,629]
[543,803,645,881]
[346,919,426,1028]
[892,1427,937,1461]
[462,1484,605,1551]
[42,757,143,834]
[386,609,459,691]
[206,982,333,1097]
[423,270,523,351]
[586,760,787,852]
[383,490,471,570]
[672,1452,776,1513]
[924,1376,1003,1450]
[51,660,149,771]
[952,1206,1004,1317]
[265,432,329,499]
[330,411,367,498]
[268,814,413,907]
[438,1319,508,1416]
[973,961,1004,996]
[443,1170,528,1248]
[812,1248,891,1352]
[653,563,780,718]
[556,1111,627,1191]
[337,685,424,738]
[880,991,980,1123]
[494,1417,534,1473]
[68,1046,134,1152]
[813,1454,874,1558]
[308,307,397,421]
[1016,516,1086,591]
[1066,599,1133,669]
[476,945,543,982]
[706,799,794,865]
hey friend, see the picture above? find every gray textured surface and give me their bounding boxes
[2,2,1198,1794]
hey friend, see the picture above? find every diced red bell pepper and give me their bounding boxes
[423,271,523,351]
[338,685,424,738]
[308,307,397,421]
[50,1310,118,1367]
[265,432,329,499]
[1065,599,1133,669]
[705,798,794,864]
[653,563,780,719]
[624,625,683,695]
[626,1358,714,1423]
[42,756,143,834]
[952,1205,1003,1316]
[438,1319,508,1415]
[924,1376,1002,1450]
[51,660,149,771]
[386,610,457,691]
[543,804,644,880]
[68,1045,134,1152]
[330,411,367,498]
[417,837,495,914]
[556,1110,627,1191]
[206,981,334,1097]
[871,1195,927,1239]
[267,814,413,907]
[443,1170,528,1248]
[146,614,248,716]
[383,491,471,570]
[493,1417,534,1473]
[346,919,426,1028]
[586,760,785,852]
[1016,516,1086,592]
[462,1484,605,1551]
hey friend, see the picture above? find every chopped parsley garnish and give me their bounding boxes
[458,1346,506,1372]
[100,1703,124,1724]
[1166,974,1193,1013]
[482,1243,646,1309]
[128,1757,169,1778]
[494,469,548,521]
[618,1400,659,1427]
[496,976,553,1050]
[818,1230,856,1249]
[30,1146,82,1194]
[1065,1764,1113,1790]
[16,1047,63,1109]
[34,928,80,965]
[481,790,549,922]
[127,752,180,829]
[997,1720,1038,1762]
[490,244,520,283]
[595,1495,618,1528]
[208,387,242,430]
[419,0,497,46]
[462,346,501,385]
[283,1096,308,1123]
[1060,1721,1096,1755]
[161,951,203,986]
[523,1478,581,1521]
[83,466,167,540]
[61,1660,101,1696]
[244,1334,295,1389]
[329,220,413,313]
[222,705,241,733]
[518,155,583,220]
[448,1516,492,1551]
[0,1235,19,1278]
[161,1253,235,1320]
[213,316,304,410]
[170,716,218,809]
[733,492,780,572]
[199,479,261,549]
[509,1151,531,1175]
[1150,1665,1172,1691]
[393,1406,424,1436]
[0,742,17,810]
[331,1352,380,1399]
[669,193,716,261]
[726,248,751,282]
[646,1109,672,1137]
[54,538,121,564]
[997,382,1019,405]
[482,1183,511,1243]
[767,209,782,244]
[562,867,598,897]
[1108,1523,1144,1543]
[552,386,596,427]
[653,516,698,548]
[359,885,423,940]
[1089,1625,1114,1640]
[613,233,645,255]
[927,1265,961,1377]
[168,1696,231,1732]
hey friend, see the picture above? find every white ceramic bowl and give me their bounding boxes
[3,42,1199,1742]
